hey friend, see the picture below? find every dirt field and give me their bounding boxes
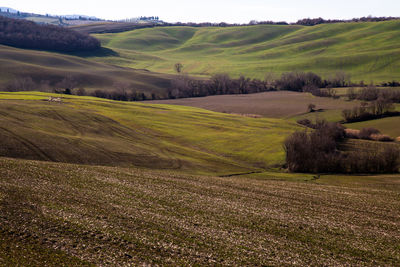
[1,157,399,266]
[148,91,358,118]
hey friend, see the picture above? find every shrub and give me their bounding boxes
[359,128,381,140]
[370,134,394,142]
[344,129,360,139]
[297,119,315,128]
[345,128,394,142]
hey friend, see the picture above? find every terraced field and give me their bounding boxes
[92,21,400,82]
[1,157,399,266]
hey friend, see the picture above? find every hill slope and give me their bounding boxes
[92,21,400,82]
[0,45,173,94]
[0,92,298,175]
[1,157,399,265]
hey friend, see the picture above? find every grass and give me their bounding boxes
[91,21,400,82]
[0,91,299,175]
[345,116,400,137]
[0,157,399,265]
[0,44,173,94]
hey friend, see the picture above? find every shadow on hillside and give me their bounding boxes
[68,47,119,58]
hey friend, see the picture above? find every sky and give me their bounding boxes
[2,0,400,23]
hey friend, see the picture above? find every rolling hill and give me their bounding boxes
[0,92,299,175]
[0,45,173,94]
[92,21,400,82]
[0,93,399,266]
[1,9,400,266]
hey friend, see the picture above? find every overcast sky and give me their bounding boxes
[2,0,400,23]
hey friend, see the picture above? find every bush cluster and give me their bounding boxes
[166,71,351,100]
[284,121,400,173]
[274,71,351,92]
[91,89,155,101]
[342,98,397,122]
[167,74,272,99]
[348,86,400,103]
[345,128,394,142]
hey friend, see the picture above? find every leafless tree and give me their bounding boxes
[174,63,184,74]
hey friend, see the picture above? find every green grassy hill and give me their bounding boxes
[92,21,400,82]
[0,92,298,175]
[0,45,173,94]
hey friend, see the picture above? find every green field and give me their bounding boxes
[92,21,400,82]
[0,92,298,175]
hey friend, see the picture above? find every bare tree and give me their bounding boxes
[330,71,351,87]
[5,77,36,91]
[347,87,357,100]
[57,76,78,94]
[264,72,277,88]
[174,63,184,74]
[76,88,87,96]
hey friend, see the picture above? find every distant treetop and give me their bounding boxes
[0,15,101,52]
